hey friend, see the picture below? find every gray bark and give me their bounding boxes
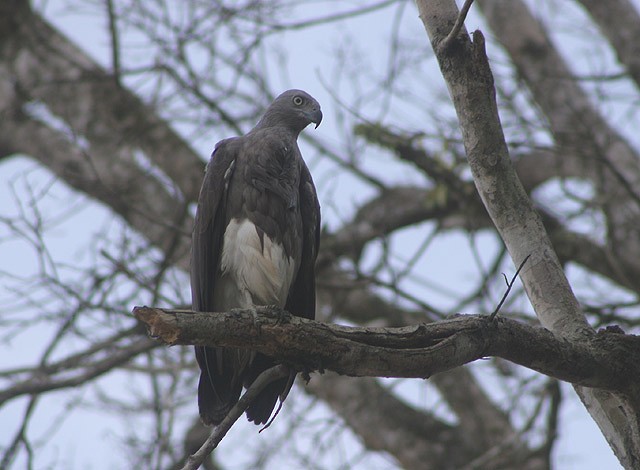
[479,0,640,266]
[578,0,640,88]
[415,0,640,467]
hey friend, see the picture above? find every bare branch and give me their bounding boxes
[489,254,530,321]
[181,365,289,470]
[479,0,640,264]
[105,0,121,85]
[439,0,475,51]
[133,306,640,390]
[578,0,640,89]
[416,1,640,465]
[0,337,157,405]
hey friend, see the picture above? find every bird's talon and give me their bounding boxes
[271,305,289,326]
[252,308,263,334]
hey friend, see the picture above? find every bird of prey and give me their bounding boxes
[190,89,322,426]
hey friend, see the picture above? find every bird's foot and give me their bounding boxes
[300,362,322,383]
[265,305,290,326]
[249,307,263,334]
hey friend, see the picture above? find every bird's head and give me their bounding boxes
[257,89,323,133]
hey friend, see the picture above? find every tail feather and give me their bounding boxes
[195,346,242,426]
[196,346,294,426]
[244,353,294,425]
[245,376,287,424]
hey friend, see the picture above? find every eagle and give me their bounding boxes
[190,89,322,425]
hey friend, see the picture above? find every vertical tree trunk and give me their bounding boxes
[414,0,640,467]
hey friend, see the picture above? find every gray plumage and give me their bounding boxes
[190,89,321,425]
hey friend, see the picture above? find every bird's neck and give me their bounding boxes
[254,113,304,137]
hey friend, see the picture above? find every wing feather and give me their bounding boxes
[190,138,241,425]
[285,159,320,320]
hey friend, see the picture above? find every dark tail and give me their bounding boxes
[243,353,294,425]
[195,346,242,426]
[196,347,294,426]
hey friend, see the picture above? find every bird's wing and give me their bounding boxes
[284,159,321,320]
[190,138,238,312]
[191,138,242,425]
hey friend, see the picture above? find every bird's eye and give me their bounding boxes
[293,96,304,106]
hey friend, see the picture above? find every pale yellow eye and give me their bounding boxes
[293,96,303,106]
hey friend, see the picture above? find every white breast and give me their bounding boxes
[218,218,295,309]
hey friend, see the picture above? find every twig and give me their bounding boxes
[105,0,121,85]
[181,365,290,470]
[267,0,396,31]
[439,0,475,51]
[489,254,531,322]
[0,395,38,469]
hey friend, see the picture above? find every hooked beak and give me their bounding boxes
[307,108,323,129]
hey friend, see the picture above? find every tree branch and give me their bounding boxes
[0,337,156,405]
[181,365,290,470]
[418,1,591,338]
[440,0,475,51]
[577,0,640,89]
[416,1,640,466]
[478,0,640,265]
[0,0,205,202]
[132,306,640,391]
[489,254,530,321]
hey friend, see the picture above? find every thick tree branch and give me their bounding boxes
[577,0,640,93]
[417,1,590,337]
[0,102,193,270]
[479,0,640,264]
[415,1,640,466]
[318,185,461,268]
[313,269,548,466]
[0,0,204,202]
[133,306,640,391]
[308,373,466,469]
[309,369,546,470]
[354,123,640,295]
